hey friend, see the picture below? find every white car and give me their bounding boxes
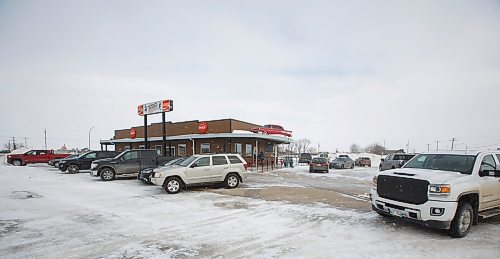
[150,154,248,194]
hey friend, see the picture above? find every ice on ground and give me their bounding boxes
[0,164,498,258]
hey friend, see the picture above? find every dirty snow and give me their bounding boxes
[0,162,499,258]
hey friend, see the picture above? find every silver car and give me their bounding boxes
[329,157,355,169]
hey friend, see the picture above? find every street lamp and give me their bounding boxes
[89,126,95,150]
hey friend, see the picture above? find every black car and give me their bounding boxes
[49,154,79,167]
[138,157,186,183]
[59,151,120,173]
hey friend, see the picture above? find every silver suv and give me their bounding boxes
[150,154,248,194]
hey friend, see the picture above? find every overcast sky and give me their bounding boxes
[1,0,499,152]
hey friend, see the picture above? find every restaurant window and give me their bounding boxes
[201,143,210,154]
[245,144,252,157]
[178,144,186,157]
[235,143,242,155]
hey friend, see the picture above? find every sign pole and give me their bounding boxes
[144,114,148,149]
[162,112,167,156]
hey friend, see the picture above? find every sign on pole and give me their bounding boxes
[138,100,173,116]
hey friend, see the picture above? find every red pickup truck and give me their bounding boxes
[7,150,71,166]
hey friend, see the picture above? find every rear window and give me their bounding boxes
[496,154,500,163]
[228,156,243,164]
[312,158,327,163]
[213,156,228,165]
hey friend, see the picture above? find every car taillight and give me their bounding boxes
[322,163,328,166]
[243,164,248,171]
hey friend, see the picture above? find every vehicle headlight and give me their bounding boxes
[429,184,451,196]
[372,175,378,187]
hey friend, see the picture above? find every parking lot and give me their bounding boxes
[0,162,499,258]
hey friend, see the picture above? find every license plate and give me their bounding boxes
[389,208,406,217]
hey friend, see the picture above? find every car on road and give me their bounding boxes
[298,153,312,164]
[7,150,70,166]
[138,157,186,184]
[355,157,372,167]
[371,151,500,238]
[309,157,329,173]
[329,157,355,169]
[150,154,248,194]
[90,149,175,181]
[379,153,416,171]
[59,151,120,173]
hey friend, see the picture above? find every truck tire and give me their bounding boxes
[164,177,182,194]
[100,168,115,181]
[67,164,80,174]
[450,202,473,238]
[12,160,22,166]
[225,173,240,189]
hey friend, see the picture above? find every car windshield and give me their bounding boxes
[179,156,198,167]
[403,154,476,174]
[173,158,186,165]
[335,158,347,161]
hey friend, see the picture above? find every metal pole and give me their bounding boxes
[44,129,47,150]
[144,115,148,149]
[162,112,167,156]
[89,126,95,150]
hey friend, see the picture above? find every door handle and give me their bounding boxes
[223,167,229,169]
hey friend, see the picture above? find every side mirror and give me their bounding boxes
[190,164,198,168]
[380,158,385,162]
[479,169,500,177]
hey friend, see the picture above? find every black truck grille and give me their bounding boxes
[377,175,429,205]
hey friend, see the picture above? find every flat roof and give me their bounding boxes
[100,132,292,145]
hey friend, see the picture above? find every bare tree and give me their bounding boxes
[365,143,386,155]
[296,138,311,154]
[350,143,362,153]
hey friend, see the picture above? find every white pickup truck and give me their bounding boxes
[371,151,500,237]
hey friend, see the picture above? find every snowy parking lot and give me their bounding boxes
[0,162,499,258]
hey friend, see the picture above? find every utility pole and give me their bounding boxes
[436,141,440,150]
[44,129,47,150]
[8,140,11,151]
[450,138,457,150]
[11,137,16,150]
[406,140,410,153]
[427,144,431,151]
[24,138,28,148]
[317,143,320,153]
[89,126,95,150]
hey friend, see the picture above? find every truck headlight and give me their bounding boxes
[372,175,378,187]
[429,184,451,196]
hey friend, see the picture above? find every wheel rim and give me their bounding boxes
[459,209,472,233]
[13,160,21,166]
[102,170,113,180]
[227,176,238,187]
[167,180,180,192]
[69,165,78,173]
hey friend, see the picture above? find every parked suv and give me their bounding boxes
[355,157,372,167]
[309,157,329,173]
[150,154,248,194]
[371,151,500,237]
[379,153,416,171]
[59,151,120,173]
[298,153,312,164]
[90,149,174,181]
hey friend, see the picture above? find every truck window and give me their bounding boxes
[496,154,500,163]
[122,151,139,161]
[480,155,496,171]
[228,156,243,164]
[404,154,476,174]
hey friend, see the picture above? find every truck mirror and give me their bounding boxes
[381,158,385,162]
[479,169,500,177]
[190,164,198,168]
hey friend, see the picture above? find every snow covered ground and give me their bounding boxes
[0,163,499,258]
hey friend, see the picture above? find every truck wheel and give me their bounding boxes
[54,161,60,167]
[164,177,182,194]
[67,164,80,174]
[225,173,240,189]
[12,160,22,166]
[341,164,344,169]
[351,164,354,169]
[450,202,473,238]
[100,168,115,181]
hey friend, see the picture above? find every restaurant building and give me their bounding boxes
[100,119,292,165]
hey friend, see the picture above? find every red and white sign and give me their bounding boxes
[138,99,173,116]
[130,129,137,139]
[198,122,208,134]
